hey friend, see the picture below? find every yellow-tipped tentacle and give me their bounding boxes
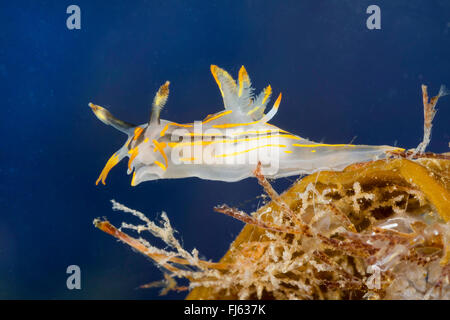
[89,103,110,125]
[259,93,282,123]
[154,81,170,108]
[96,153,120,185]
[273,92,282,109]
[262,85,272,105]
[210,65,237,98]
[238,65,250,97]
[150,81,170,125]
[210,65,224,97]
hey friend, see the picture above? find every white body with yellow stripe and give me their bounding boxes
[90,65,403,186]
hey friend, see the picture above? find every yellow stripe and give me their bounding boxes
[133,127,144,141]
[231,129,287,135]
[202,110,233,124]
[179,157,197,162]
[160,122,193,137]
[185,132,223,137]
[247,106,260,115]
[212,120,260,129]
[128,147,139,170]
[183,129,288,137]
[154,160,166,171]
[131,171,137,186]
[168,141,212,148]
[153,139,168,168]
[169,134,301,148]
[262,85,272,105]
[292,143,356,148]
[284,150,292,154]
[215,144,286,158]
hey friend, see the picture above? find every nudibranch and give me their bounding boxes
[89,65,404,186]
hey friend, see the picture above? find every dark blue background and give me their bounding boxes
[0,1,448,299]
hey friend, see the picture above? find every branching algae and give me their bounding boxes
[91,66,449,299]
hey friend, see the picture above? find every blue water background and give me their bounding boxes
[0,0,449,299]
